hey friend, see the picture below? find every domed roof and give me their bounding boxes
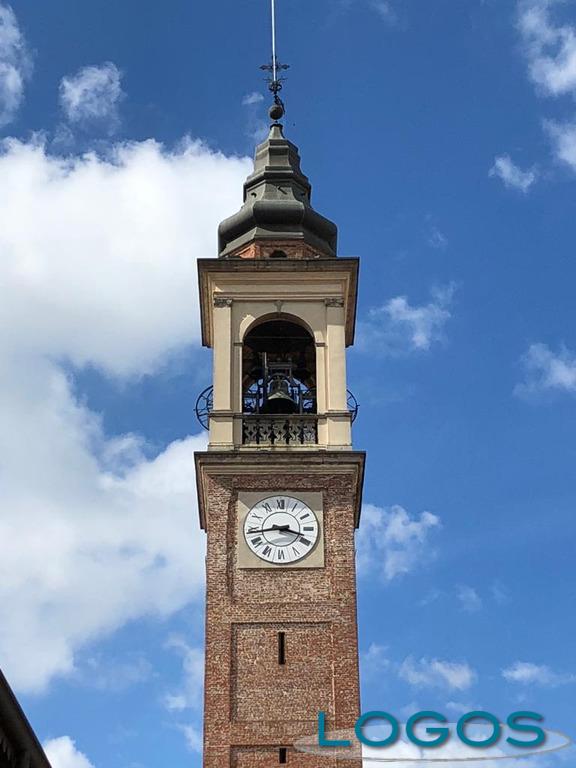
[218,124,337,258]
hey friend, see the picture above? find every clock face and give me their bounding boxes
[243,495,319,565]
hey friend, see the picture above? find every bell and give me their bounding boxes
[262,378,299,415]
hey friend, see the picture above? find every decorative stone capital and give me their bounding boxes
[213,296,233,308]
[325,297,344,308]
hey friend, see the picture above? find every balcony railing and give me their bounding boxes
[242,414,318,446]
[194,386,359,434]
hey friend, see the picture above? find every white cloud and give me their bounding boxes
[515,2,576,173]
[502,661,576,686]
[242,91,264,106]
[163,636,204,712]
[43,737,94,768]
[242,92,268,143]
[0,137,249,376]
[359,284,455,356]
[369,0,397,23]
[546,117,576,170]
[518,0,576,98]
[361,643,391,676]
[397,701,422,719]
[362,648,479,699]
[457,585,483,613]
[489,155,537,192]
[0,3,32,127]
[178,724,203,754]
[419,588,443,607]
[445,700,481,716]
[248,120,268,144]
[163,636,204,754]
[78,653,153,692]
[334,0,400,25]
[399,656,477,691]
[516,342,576,396]
[356,504,441,582]
[491,581,509,605]
[59,63,124,130]
[428,226,448,249]
[0,136,251,693]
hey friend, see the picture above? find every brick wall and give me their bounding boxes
[197,452,364,768]
[229,239,332,260]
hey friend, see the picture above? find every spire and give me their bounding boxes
[260,0,290,123]
[217,0,337,259]
[218,124,338,259]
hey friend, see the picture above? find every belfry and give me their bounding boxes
[194,36,365,766]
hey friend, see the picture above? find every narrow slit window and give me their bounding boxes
[278,631,286,665]
[279,747,287,764]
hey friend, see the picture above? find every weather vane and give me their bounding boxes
[260,0,290,122]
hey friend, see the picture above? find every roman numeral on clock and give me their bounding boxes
[244,497,319,565]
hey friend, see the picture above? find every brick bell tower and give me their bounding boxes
[194,88,365,766]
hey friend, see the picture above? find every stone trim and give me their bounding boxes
[195,450,365,531]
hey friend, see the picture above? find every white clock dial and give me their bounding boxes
[243,495,319,564]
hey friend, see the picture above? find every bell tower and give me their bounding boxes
[195,79,364,765]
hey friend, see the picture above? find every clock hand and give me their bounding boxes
[247,524,291,535]
[252,526,309,539]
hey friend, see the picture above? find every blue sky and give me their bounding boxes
[0,1,575,767]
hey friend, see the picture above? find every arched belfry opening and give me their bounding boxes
[242,317,316,416]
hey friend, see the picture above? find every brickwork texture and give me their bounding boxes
[197,453,364,768]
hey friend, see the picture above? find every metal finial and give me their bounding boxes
[260,0,289,122]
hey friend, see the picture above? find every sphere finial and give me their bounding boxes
[269,101,284,122]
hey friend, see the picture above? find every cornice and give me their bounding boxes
[195,450,365,531]
[197,257,359,348]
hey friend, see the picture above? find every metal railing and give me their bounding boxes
[194,385,359,433]
[242,414,318,446]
